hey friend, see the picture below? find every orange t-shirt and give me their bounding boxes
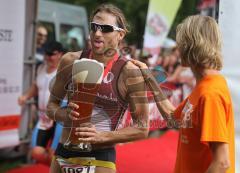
[174,74,235,173]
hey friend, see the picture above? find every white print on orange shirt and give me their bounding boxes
[181,99,193,128]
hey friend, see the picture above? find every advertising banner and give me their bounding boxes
[143,0,182,55]
[0,0,26,148]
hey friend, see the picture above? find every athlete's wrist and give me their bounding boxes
[97,131,117,145]
[139,68,152,80]
[53,107,71,126]
[98,131,110,144]
[144,74,167,101]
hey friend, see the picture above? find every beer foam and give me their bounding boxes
[73,58,104,84]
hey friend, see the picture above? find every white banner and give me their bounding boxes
[218,0,240,172]
[143,0,182,55]
[0,0,26,148]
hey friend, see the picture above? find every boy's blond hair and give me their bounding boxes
[176,15,222,70]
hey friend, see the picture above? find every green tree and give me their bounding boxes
[50,0,199,47]
[168,0,199,39]
[50,0,149,47]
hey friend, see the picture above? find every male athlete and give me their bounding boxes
[46,4,161,173]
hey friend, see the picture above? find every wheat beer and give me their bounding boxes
[65,58,104,151]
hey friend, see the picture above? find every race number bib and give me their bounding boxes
[57,158,96,173]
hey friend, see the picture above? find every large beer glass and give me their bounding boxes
[64,58,104,151]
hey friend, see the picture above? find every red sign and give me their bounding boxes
[0,115,20,131]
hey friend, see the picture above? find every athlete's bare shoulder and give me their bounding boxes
[122,60,143,79]
[118,60,145,98]
[118,61,139,100]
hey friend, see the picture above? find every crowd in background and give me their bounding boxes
[120,39,196,107]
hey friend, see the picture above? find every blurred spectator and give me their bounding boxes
[35,25,48,63]
[18,41,64,165]
[68,37,80,51]
[162,47,181,76]
[178,67,195,99]
[161,46,195,103]
[129,44,137,59]
[152,65,166,83]
[139,49,152,67]
[156,54,163,66]
[137,41,195,104]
